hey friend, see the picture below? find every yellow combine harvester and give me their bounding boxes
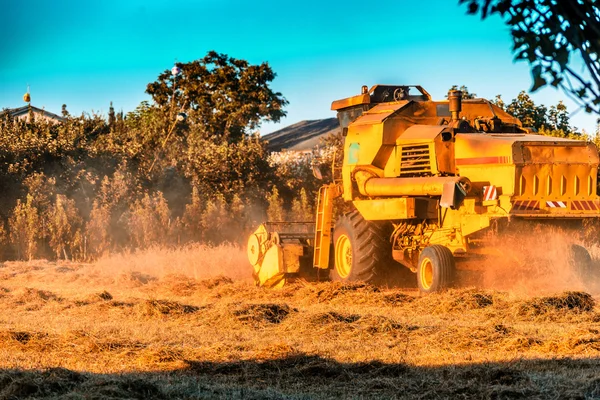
[248,85,600,292]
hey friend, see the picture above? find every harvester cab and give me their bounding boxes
[249,84,600,292]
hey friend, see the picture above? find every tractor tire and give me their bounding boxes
[330,211,391,283]
[417,245,455,293]
[569,244,595,288]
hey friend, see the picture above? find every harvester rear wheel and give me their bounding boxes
[330,211,391,283]
[569,244,595,288]
[417,245,455,293]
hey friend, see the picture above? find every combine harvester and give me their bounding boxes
[248,85,600,292]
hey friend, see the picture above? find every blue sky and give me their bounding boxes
[1,0,597,134]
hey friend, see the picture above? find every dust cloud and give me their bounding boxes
[475,223,600,296]
[91,244,252,282]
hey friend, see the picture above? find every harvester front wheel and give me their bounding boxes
[417,245,455,293]
[330,211,390,283]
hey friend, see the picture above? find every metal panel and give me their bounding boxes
[353,198,416,220]
[350,102,409,126]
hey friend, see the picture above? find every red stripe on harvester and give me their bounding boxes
[456,156,508,166]
[572,201,581,210]
[582,201,591,211]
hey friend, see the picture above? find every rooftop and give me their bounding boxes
[1,105,65,122]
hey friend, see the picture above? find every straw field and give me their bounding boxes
[0,244,599,399]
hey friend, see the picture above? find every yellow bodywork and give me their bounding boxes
[337,85,600,256]
[248,84,600,286]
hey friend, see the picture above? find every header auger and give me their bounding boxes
[249,84,600,292]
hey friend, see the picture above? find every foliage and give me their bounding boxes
[86,199,111,258]
[447,85,477,99]
[127,192,172,248]
[9,194,40,261]
[460,0,600,114]
[200,194,230,244]
[450,85,575,134]
[290,188,313,222]
[505,91,549,131]
[494,90,576,134]
[547,101,572,133]
[266,187,285,222]
[0,110,275,260]
[181,186,204,243]
[184,133,273,202]
[0,221,6,259]
[0,51,289,261]
[48,194,83,260]
[146,51,288,142]
[268,150,321,204]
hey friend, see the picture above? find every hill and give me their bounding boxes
[262,118,339,152]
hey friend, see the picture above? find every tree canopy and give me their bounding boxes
[494,91,574,134]
[146,51,288,141]
[460,0,600,114]
[447,85,477,99]
[450,85,576,134]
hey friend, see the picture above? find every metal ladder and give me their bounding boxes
[313,184,339,269]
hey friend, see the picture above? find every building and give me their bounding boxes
[0,105,65,124]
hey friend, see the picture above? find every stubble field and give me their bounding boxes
[0,244,599,399]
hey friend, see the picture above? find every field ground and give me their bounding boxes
[0,244,600,399]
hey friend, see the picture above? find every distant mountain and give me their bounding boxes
[262,118,340,152]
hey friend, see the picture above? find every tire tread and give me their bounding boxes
[331,211,391,283]
[417,245,455,293]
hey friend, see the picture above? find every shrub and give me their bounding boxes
[48,194,84,260]
[266,187,284,222]
[127,192,172,248]
[86,200,112,259]
[9,194,40,260]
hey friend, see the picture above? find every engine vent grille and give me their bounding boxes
[399,144,432,176]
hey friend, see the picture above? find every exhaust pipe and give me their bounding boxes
[354,170,471,209]
[448,90,462,121]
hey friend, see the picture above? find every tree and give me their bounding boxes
[460,0,600,114]
[146,51,288,142]
[183,133,274,203]
[505,91,548,130]
[491,94,506,110]
[492,91,576,135]
[547,101,572,132]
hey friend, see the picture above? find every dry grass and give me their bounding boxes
[93,243,251,281]
[0,244,600,398]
